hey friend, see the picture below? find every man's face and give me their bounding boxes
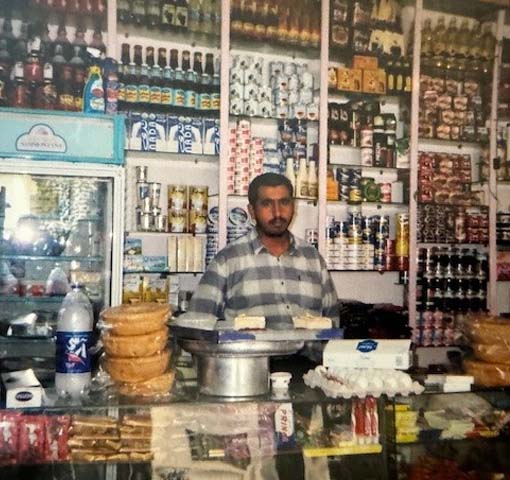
[248,185,294,237]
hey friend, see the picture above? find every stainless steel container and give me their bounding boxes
[180,339,304,397]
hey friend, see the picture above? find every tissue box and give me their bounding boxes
[1,369,42,408]
[323,339,412,370]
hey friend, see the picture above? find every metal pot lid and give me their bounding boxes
[180,338,304,357]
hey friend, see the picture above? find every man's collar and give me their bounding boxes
[249,228,299,256]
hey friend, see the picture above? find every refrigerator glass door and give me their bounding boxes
[0,171,114,336]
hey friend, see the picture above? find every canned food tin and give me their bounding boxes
[155,214,167,232]
[230,67,244,84]
[306,103,319,121]
[275,105,289,118]
[288,90,300,105]
[137,181,150,203]
[243,82,259,100]
[260,101,273,118]
[168,209,187,233]
[293,103,307,119]
[139,212,152,231]
[189,210,208,233]
[360,128,373,148]
[168,185,187,210]
[244,67,261,85]
[189,186,208,212]
[300,88,313,105]
[140,196,152,211]
[135,166,148,182]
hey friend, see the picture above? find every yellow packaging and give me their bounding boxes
[327,169,339,201]
[336,67,362,92]
[353,55,378,70]
[122,274,143,304]
[142,274,168,303]
[362,69,387,94]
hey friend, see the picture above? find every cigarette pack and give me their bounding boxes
[1,369,42,408]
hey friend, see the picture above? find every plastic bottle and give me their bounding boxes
[307,159,318,199]
[83,48,105,114]
[55,284,93,399]
[296,157,308,199]
[284,157,296,195]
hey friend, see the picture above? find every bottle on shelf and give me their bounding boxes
[8,61,28,108]
[73,65,86,112]
[55,284,93,400]
[131,0,146,26]
[117,0,131,24]
[285,157,296,193]
[296,157,309,199]
[175,0,189,31]
[146,0,161,29]
[307,159,318,199]
[160,0,176,30]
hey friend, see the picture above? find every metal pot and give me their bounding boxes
[180,339,304,397]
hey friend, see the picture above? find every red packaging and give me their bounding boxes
[365,396,379,443]
[0,412,21,465]
[45,415,71,462]
[18,415,46,464]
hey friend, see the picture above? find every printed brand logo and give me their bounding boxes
[178,121,194,153]
[15,391,33,402]
[56,332,92,374]
[357,339,378,353]
[16,124,67,153]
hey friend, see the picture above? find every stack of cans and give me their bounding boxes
[227,206,253,244]
[227,120,264,195]
[229,54,318,120]
[135,166,165,232]
[167,185,209,234]
[325,214,401,271]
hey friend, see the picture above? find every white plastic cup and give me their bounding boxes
[270,372,292,393]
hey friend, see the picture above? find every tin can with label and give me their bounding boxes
[302,70,314,89]
[139,212,152,231]
[288,90,299,106]
[306,103,319,121]
[396,213,409,256]
[189,210,208,233]
[137,181,150,203]
[275,105,288,118]
[155,214,167,232]
[360,147,373,166]
[168,208,187,233]
[168,185,187,210]
[188,186,208,212]
[244,67,261,85]
[300,88,313,105]
[260,101,273,118]
[135,166,148,182]
[360,128,373,148]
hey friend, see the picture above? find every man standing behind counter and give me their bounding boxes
[187,173,338,328]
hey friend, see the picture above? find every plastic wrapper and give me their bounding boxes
[463,358,510,387]
[45,266,70,296]
[464,313,510,346]
[18,415,46,464]
[473,343,510,365]
[303,366,424,398]
[45,415,71,462]
[0,412,21,465]
[96,302,175,398]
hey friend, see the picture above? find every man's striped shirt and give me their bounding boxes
[187,229,338,327]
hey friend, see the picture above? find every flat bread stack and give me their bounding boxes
[100,303,174,396]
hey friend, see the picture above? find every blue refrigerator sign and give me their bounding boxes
[0,108,125,165]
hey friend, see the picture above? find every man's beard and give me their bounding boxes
[258,218,289,237]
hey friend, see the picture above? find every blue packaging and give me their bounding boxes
[177,117,203,154]
[203,118,220,155]
[166,115,180,153]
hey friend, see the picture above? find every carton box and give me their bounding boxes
[323,339,411,370]
[166,115,180,153]
[177,117,203,154]
[353,55,378,70]
[203,119,220,155]
[1,369,42,408]
[362,69,387,94]
[336,67,362,92]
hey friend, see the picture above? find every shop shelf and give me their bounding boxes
[230,36,319,60]
[125,151,219,162]
[229,113,319,124]
[0,254,104,263]
[303,443,383,458]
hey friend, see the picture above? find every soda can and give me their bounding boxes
[137,181,150,203]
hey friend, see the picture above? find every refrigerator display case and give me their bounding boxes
[0,109,125,379]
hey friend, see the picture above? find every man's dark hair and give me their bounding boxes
[248,173,293,206]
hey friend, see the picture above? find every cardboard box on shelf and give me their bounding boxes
[353,55,378,70]
[362,69,387,95]
[336,67,362,92]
